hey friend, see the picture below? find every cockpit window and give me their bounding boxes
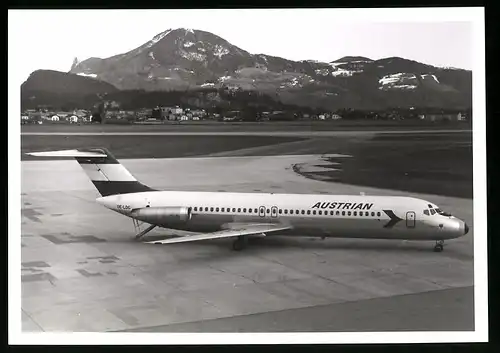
[436,208,452,217]
[430,209,436,215]
[423,209,430,216]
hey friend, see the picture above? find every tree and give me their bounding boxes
[92,112,102,124]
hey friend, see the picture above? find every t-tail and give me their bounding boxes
[26,147,155,197]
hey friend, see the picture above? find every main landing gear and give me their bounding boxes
[232,235,248,251]
[433,240,444,252]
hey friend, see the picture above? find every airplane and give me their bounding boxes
[26,147,469,252]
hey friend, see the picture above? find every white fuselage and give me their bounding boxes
[97,191,467,241]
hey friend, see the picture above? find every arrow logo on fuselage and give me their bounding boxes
[382,210,403,228]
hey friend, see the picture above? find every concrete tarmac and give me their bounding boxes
[21,154,474,332]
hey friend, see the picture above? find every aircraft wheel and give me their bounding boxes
[434,240,444,252]
[232,236,247,251]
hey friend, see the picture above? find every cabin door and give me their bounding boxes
[406,211,416,228]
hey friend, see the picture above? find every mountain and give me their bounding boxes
[21,69,118,109]
[24,28,472,111]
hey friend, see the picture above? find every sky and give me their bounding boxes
[9,8,478,84]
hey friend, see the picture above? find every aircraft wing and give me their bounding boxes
[145,223,291,245]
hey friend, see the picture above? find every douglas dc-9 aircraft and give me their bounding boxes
[27,148,469,252]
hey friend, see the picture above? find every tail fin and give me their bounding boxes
[26,147,155,197]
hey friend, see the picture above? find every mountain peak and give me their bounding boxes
[61,28,471,111]
[332,56,373,63]
[70,57,80,71]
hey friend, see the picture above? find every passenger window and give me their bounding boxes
[365,212,369,216]
[254,208,258,213]
[243,208,247,213]
[249,208,252,213]
[238,208,241,212]
[216,207,219,212]
[348,211,351,216]
[307,210,311,215]
[279,209,282,214]
[353,211,357,216]
[313,210,316,215]
[336,211,340,216]
[377,212,381,217]
[284,209,288,214]
[330,211,334,216]
[295,210,299,214]
[210,207,214,212]
[371,212,375,216]
[232,208,236,212]
[318,211,322,215]
[301,210,305,215]
[424,209,430,216]
[342,211,345,216]
[266,209,270,214]
[194,207,197,211]
[205,207,208,211]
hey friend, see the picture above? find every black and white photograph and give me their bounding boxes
[9,7,487,344]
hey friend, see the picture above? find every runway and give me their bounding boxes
[21,154,474,332]
[21,129,471,137]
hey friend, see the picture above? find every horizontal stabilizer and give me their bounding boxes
[145,223,291,245]
[26,149,107,158]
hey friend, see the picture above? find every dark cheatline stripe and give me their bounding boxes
[76,157,120,164]
[92,181,155,197]
[383,210,403,228]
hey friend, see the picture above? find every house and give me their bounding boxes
[73,110,88,118]
[172,107,183,115]
[56,111,71,119]
[190,109,205,118]
[422,113,459,122]
[105,111,117,119]
[136,109,152,120]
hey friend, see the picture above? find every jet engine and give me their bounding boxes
[130,206,192,225]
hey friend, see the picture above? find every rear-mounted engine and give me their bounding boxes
[130,206,192,225]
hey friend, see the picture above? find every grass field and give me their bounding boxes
[21,130,473,199]
[21,120,472,133]
[298,132,473,199]
[21,135,303,160]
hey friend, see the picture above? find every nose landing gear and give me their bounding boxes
[433,240,444,252]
